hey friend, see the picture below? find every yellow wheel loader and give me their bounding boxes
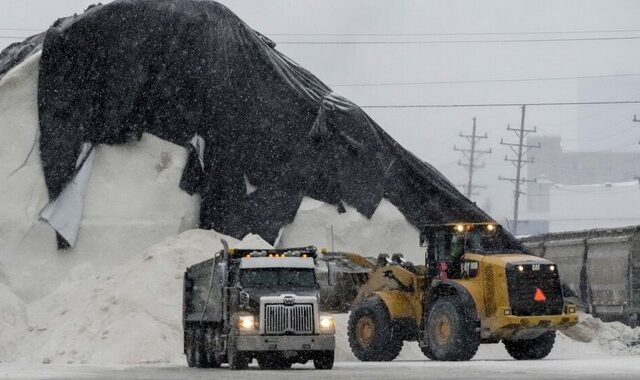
[340,222,578,361]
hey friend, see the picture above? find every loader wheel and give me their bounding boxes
[348,297,403,361]
[503,331,556,360]
[424,295,479,361]
[420,345,436,360]
[313,350,335,370]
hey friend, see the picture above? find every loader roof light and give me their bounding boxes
[549,265,555,272]
[455,224,465,233]
[486,224,495,232]
[517,265,524,272]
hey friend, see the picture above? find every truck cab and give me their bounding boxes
[183,242,335,370]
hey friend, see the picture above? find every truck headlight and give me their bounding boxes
[238,315,255,331]
[319,315,334,333]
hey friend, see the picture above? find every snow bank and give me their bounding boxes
[562,312,640,355]
[0,230,259,365]
[0,53,199,302]
[280,197,422,262]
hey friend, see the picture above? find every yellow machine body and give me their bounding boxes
[353,251,578,341]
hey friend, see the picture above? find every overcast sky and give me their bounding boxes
[2,0,640,220]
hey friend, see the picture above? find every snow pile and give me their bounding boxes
[0,283,28,361]
[0,53,199,302]
[280,197,422,262]
[0,230,269,365]
[562,313,640,355]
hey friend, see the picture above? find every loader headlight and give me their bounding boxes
[238,315,255,331]
[549,265,555,272]
[319,315,334,333]
[517,265,524,272]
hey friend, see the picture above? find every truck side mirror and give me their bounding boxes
[420,232,428,247]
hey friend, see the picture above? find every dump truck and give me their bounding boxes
[521,225,640,327]
[182,241,335,370]
[342,222,578,361]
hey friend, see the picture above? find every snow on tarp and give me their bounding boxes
[0,0,510,249]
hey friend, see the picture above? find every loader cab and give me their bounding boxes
[420,222,507,279]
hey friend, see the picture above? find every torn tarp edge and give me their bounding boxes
[39,142,95,248]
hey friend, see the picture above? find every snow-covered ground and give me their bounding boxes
[1,357,639,380]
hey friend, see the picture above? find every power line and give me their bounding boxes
[276,36,640,45]
[360,100,640,109]
[454,117,492,198]
[330,73,640,87]
[498,105,540,235]
[269,28,640,37]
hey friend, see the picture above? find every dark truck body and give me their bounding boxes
[521,226,640,326]
[182,243,335,370]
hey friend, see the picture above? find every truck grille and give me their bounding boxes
[506,264,564,316]
[264,304,314,334]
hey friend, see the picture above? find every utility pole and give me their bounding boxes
[498,105,541,235]
[454,117,492,198]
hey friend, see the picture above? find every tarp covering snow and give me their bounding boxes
[0,0,506,248]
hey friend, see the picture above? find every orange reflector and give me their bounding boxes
[534,288,547,302]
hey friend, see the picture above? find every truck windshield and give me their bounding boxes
[240,268,317,288]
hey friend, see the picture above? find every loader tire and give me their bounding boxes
[348,297,403,361]
[503,331,556,360]
[420,345,436,360]
[424,295,479,361]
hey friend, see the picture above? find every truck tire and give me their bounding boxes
[424,295,479,361]
[227,340,249,370]
[313,350,334,370]
[348,297,403,361]
[204,327,222,368]
[185,329,208,368]
[503,331,556,360]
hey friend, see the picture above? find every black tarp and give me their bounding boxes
[0,0,515,248]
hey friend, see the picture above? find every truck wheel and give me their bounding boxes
[227,342,249,370]
[424,295,479,361]
[185,329,208,368]
[313,350,334,370]
[348,297,403,361]
[204,327,222,368]
[503,331,556,360]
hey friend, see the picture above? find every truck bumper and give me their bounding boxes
[235,334,335,352]
[485,307,578,340]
